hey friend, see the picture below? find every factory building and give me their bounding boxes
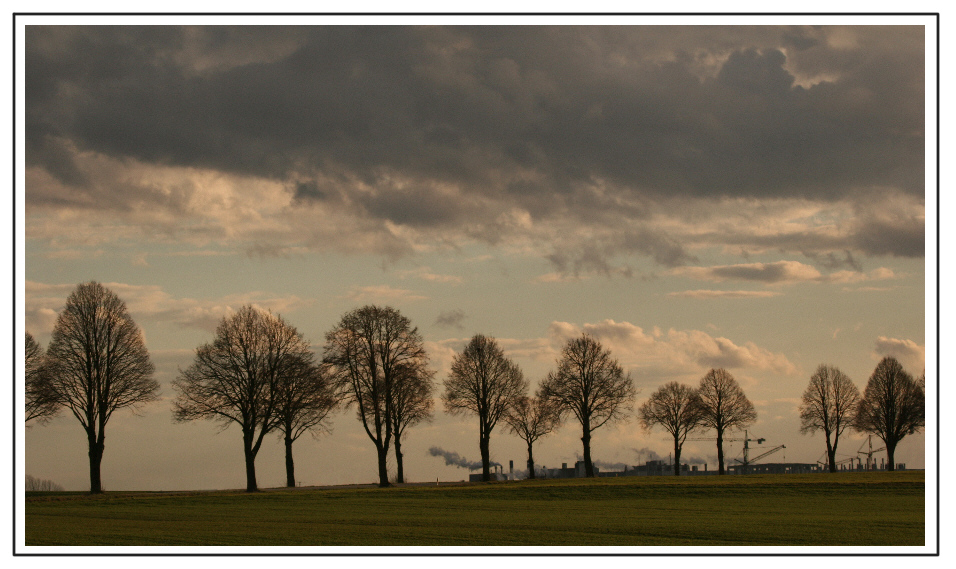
[546,461,597,478]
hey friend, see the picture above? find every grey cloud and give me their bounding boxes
[851,217,924,258]
[434,309,466,330]
[675,261,822,284]
[25,24,925,265]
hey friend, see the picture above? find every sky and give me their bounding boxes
[17,16,934,493]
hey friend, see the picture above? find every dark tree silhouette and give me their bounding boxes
[540,334,635,477]
[696,368,756,475]
[173,305,312,492]
[25,332,58,424]
[274,354,345,487]
[639,381,705,476]
[853,357,924,471]
[502,392,561,479]
[389,361,435,483]
[323,305,427,487]
[43,282,158,494]
[799,364,860,473]
[443,335,527,482]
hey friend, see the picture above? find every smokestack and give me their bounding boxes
[509,460,514,480]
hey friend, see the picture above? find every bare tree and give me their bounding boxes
[540,334,635,477]
[25,474,64,492]
[173,305,312,492]
[322,305,427,487]
[799,364,860,473]
[442,335,527,482]
[696,368,756,475]
[274,354,345,487]
[43,282,158,494]
[25,332,58,424]
[639,382,705,476]
[502,392,562,479]
[853,357,925,471]
[390,361,435,483]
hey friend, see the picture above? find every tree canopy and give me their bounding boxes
[323,305,428,487]
[443,334,527,481]
[540,334,635,477]
[43,282,158,493]
[853,357,924,471]
[799,364,860,473]
[173,305,315,491]
[696,368,756,475]
[639,381,704,476]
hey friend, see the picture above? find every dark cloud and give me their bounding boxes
[675,261,822,284]
[434,309,466,330]
[25,24,926,265]
[851,217,925,258]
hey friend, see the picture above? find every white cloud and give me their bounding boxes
[24,280,314,334]
[873,336,925,374]
[342,285,428,304]
[544,319,798,385]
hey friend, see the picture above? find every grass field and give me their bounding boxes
[24,472,924,547]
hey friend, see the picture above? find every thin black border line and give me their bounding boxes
[9,11,944,16]
[12,12,941,557]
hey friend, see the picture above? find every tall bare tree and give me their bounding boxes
[540,334,635,477]
[442,335,527,482]
[390,361,435,483]
[173,305,313,492]
[639,382,705,476]
[43,282,158,493]
[853,357,925,471]
[503,392,562,479]
[274,354,344,487]
[696,368,756,475]
[322,305,427,487]
[799,364,860,473]
[25,332,58,424]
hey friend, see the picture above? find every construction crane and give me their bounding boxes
[857,435,886,471]
[734,443,785,473]
[688,430,767,472]
[817,451,858,471]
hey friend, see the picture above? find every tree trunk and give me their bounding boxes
[480,434,491,482]
[284,432,296,487]
[243,431,258,492]
[886,439,897,472]
[582,430,594,477]
[375,443,390,487]
[716,429,725,475]
[87,431,104,494]
[394,432,405,484]
[526,441,535,479]
[673,435,682,476]
[825,434,837,473]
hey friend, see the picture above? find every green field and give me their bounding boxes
[24,472,924,547]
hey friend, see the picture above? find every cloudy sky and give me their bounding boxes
[19,16,932,491]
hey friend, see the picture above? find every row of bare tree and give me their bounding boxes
[24,281,925,494]
[637,360,925,477]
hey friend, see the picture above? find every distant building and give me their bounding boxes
[468,464,508,482]
[726,462,822,475]
[545,461,598,478]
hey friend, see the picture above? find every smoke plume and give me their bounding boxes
[428,447,500,471]
[632,447,664,463]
